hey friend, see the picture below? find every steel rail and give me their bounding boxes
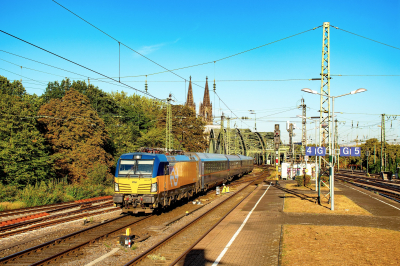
[0,214,151,265]
[336,176,400,203]
[0,196,112,218]
[123,171,268,266]
[0,201,113,233]
[336,174,400,193]
[0,204,118,239]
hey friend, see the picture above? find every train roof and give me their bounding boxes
[238,155,254,160]
[224,155,241,161]
[119,152,253,163]
[119,152,168,162]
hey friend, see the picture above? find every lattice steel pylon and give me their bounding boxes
[226,117,231,155]
[220,113,225,154]
[165,94,173,151]
[300,98,307,146]
[319,22,331,152]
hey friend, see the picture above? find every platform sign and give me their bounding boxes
[340,147,351,157]
[351,147,361,157]
[305,146,316,156]
[316,147,326,156]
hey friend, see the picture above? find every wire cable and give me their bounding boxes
[0,68,48,85]
[0,58,67,78]
[332,74,400,77]
[0,31,159,99]
[0,50,136,91]
[331,25,400,51]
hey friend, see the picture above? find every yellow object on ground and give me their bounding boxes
[126,228,131,236]
[222,186,226,193]
[226,187,230,193]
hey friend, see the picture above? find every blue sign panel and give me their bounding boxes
[351,147,361,157]
[340,147,351,157]
[316,147,326,156]
[305,146,316,156]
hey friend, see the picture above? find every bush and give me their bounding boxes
[295,175,311,187]
[17,181,64,207]
[0,183,19,202]
[295,175,304,187]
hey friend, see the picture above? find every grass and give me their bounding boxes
[283,193,371,215]
[0,178,113,210]
[130,244,137,250]
[282,225,400,266]
[147,254,166,260]
[0,201,26,211]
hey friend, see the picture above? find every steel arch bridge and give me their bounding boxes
[207,128,289,164]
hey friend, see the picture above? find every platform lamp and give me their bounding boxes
[301,88,367,211]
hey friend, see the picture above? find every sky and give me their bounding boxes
[1,0,399,145]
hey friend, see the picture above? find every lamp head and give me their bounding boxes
[350,88,367,94]
[301,88,318,94]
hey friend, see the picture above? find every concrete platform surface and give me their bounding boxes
[175,180,400,266]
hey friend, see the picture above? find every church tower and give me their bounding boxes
[199,77,213,125]
[185,76,196,113]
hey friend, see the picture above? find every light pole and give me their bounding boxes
[249,110,256,131]
[297,115,320,192]
[301,88,367,210]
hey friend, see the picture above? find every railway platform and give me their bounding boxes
[176,179,400,266]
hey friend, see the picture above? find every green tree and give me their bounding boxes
[38,89,113,182]
[0,90,54,186]
[107,91,163,157]
[0,75,26,96]
[158,104,208,152]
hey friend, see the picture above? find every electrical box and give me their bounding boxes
[119,235,135,247]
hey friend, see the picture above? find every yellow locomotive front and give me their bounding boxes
[113,153,168,213]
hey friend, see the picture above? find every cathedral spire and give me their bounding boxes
[185,76,196,112]
[199,76,213,125]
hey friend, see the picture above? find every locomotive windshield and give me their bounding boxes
[118,160,153,177]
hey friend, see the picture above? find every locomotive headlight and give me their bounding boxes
[114,183,119,192]
[151,183,157,192]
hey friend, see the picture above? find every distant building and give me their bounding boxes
[199,77,213,125]
[185,76,213,125]
[185,76,196,113]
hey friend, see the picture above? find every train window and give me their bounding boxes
[137,160,154,175]
[119,160,136,175]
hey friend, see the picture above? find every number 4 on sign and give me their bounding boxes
[305,146,316,156]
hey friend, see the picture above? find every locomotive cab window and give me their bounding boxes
[118,159,154,177]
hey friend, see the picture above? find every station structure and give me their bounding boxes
[184,76,290,165]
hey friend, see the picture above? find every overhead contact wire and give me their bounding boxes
[0,30,159,100]
[331,25,400,51]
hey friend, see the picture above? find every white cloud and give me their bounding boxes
[135,38,181,56]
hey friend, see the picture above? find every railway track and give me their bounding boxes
[0,197,118,239]
[0,196,112,219]
[0,167,270,266]
[0,214,150,266]
[336,172,400,203]
[123,168,269,265]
